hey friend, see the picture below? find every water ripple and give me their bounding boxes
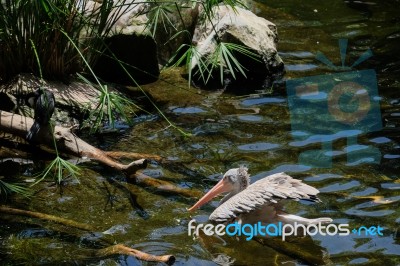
[238,142,280,151]
[286,64,318,71]
[319,180,361,193]
[304,173,343,182]
[237,115,263,122]
[171,106,206,114]
[289,130,362,146]
[241,97,286,107]
[344,208,395,217]
[370,137,392,144]
[349,187,378,197]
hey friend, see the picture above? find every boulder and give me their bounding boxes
[83,1,159,85]
[92,34,159,85]
[150,1,200,65]
[79,0,149,36]
[190,5,284,90]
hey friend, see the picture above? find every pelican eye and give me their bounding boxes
[225,175,237,183]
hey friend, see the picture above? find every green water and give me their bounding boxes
[1,0,400,265]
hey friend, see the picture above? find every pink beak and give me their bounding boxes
[188,178,232,212]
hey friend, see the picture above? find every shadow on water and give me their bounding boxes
[1,0,400,265]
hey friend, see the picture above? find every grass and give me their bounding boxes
[0,0,139,81]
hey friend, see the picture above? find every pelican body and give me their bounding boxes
[189,167,332,225]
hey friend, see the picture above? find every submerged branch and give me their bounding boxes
[105,151,163,162]
[0,205,175,264]
[0,206,93,231]
[130,172,203,198]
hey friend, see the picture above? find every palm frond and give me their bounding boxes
[32,156,80,185]
[0,180,31,198]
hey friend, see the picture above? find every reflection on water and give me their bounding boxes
[2,0,400,265]
[241,97,286,106]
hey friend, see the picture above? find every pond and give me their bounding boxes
[1,0,399,265]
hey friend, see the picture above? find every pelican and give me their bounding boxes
[189,167,332,225]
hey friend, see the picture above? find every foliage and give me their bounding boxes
[0,0,257,192]
[151,0,259,87]
[1,0,255,126]
[201,0,248,15]
[202,42,261,85]
[77,73,142,132]
[167,33,260,87]
[146,2,177,37]
[0,180,31,198]
[32,156,80,185]
[0,0,135,81]
[168,43,209,87]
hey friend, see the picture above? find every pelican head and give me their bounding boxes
[188,166,250,212]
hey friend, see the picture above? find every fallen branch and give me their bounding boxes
[0,111,146,175]
[0,205,175,264]
[0,205,93,231]
[105,151,163,162]
[131,172,203,198]
[96,244,175,265]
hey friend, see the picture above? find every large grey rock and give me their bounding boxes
[191,5,284,90]
[83,1,159,85]
[150,1,199,65]
[80,0,149,36]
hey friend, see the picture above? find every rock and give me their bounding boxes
[150,1,200,65]
[92,34,159,85]
[0,92,17,112]
[1,73,101,128]
[2,73,99,109]
[82,1,159,85]
[80,0,149,36]
[190,5,284,90]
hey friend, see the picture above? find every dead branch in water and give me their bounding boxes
[96,244,175,264]
[105,151,163,162]
[0,111,146,175]
[130,172,203,198]
[0,205,175,264]
[0,205,93,231]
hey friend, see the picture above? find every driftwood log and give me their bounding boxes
[0,110,146,175]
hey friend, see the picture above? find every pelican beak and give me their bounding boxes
[188,178,232,212]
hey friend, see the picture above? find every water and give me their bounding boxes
[1,0,400,265]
